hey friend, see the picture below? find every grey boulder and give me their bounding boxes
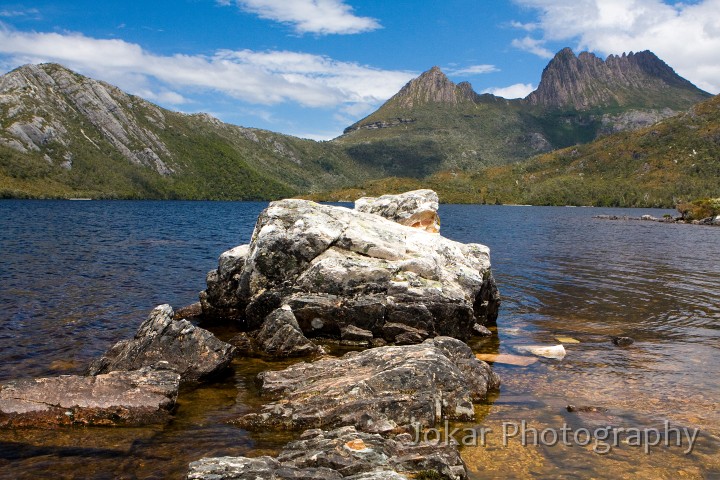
[87,304,235,383]
[354,189,441,233]
[229,306,325,358]
[201,193,499,346]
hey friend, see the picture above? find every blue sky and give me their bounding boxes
[1,0,719,139]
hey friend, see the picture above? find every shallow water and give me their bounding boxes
[0,201,718,479]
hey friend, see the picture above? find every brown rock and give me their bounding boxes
[0,367,179,428]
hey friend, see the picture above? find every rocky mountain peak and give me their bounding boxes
[392,66,476,108]
[525,47,710,110]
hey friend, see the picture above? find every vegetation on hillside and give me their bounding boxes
[677,198,720,220]
[312,95,720,208]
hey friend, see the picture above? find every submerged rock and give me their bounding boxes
[87,304,235,383]
[515,344,566,359]
[235,337,499,434]
[0,367,179,428]
[611,336,635,347]
[188,425,467,480]
[201,192,499,347]
[355,189,441,233]
[566,405,608,413]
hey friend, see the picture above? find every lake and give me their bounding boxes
[0,200,718,479]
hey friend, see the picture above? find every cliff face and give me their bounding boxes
[525,48,710,110]
[391,66,479,109]
[0,63,174,175]
[0,64,375,199]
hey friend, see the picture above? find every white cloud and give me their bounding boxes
[509,20,539,31]
[229,0,381,35]
[483,83,536,99]
[445,64,499,76]
[511,36,554,58]
[292,130,342,141]
[140,89,188,105]
[512,0,720,93]
[0,8,39,18]
[0,27,414,110]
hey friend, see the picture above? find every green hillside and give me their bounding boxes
[313,94,720,208]
[335,50,710,180]
[0,63,375,200]
[1,49,715,202]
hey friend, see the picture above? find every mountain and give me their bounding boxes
[336,67,545,176]
[526,48,706,110]
[313,93,720,208]
[0,49,714,200]
[0,63,373,199]
[336,48,711,177]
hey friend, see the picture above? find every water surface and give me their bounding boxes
[0,201,718,479]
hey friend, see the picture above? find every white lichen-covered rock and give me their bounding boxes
[201,192,499,347]
[355,189,440,233]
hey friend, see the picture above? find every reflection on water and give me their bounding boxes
[1,202,719,479]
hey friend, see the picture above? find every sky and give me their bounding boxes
[1,0,719,140]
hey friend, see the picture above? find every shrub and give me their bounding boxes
[677,198,720,220]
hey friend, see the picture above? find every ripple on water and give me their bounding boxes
[0,202,718,478]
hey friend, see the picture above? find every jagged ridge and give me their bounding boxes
[525,48,710,110]
[337,48,711,177]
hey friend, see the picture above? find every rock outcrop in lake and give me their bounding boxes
[87,304,235,383]
[201,190,500,355]
[0,367,179,428]
[355,189,441,233]
[188,425,468,480]
[235,337,500,434]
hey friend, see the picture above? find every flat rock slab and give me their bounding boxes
[189,425,467,480]
[87,304,235,383]
[235,337,499,434]
[0,367,180,428]
[475,353,538,367]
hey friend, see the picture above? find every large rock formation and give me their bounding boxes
[200,191,500,354]
[0,367,179,428]
[235,337,500,434]
[189,425,468,480]
[389,66,480,109]
[87,304,235,383]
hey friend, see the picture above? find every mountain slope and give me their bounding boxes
[336,67,547,176]
[314,94,720,207]
[335,48,711,178]
[0,63,372,199]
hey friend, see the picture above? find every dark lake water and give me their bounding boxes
[1,200,718,479]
